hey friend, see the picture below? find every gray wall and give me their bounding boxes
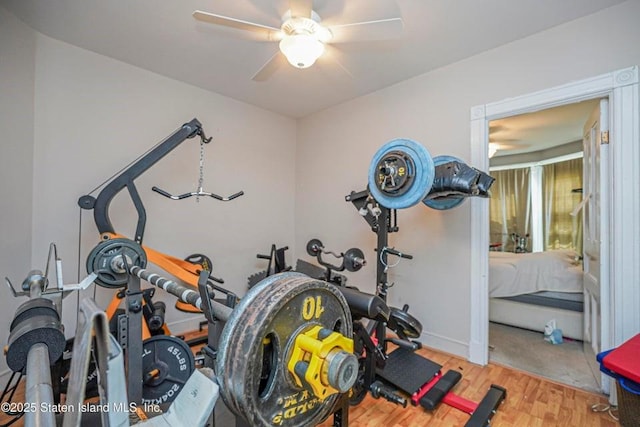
[296,0,640,356]
[0,7,36,374]
[30,35,297,336]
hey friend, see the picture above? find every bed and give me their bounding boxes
[489,249,585,340]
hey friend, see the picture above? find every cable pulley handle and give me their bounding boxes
[210,190,244,201]
[152,186,244,202]
[379,247,413,260]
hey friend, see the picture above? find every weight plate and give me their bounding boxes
[349,330,369,406]
[184,253,212,272]
[86,238,147,288]
[6,315,65,372]
[217,272,353,427]
[141,335,195,406]
[9,298,60,331]
[423,155,466,210]
[59,338,99,398]
[388,307,423,339]
[368,139,435,209]
[306,239,323,257]
[343,248,365,272]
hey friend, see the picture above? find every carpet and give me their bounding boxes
[489,322,600,393]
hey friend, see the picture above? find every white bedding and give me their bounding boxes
[489,250,583,298]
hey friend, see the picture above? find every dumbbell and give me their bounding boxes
[306,239,367,272]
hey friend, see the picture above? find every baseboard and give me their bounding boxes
[166,316,206,335]
[418,330,469,360]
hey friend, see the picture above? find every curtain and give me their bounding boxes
[489,168,531,252]
[542,158,583,253]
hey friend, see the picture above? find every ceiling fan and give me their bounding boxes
[489,125,530,157]
[193,0,404,81]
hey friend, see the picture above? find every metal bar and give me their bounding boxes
[90,119,202,235]
[376,206,390,353]
[63,298,113,427]
[126,275,143,405]
[128,265,233,321]
[24,343,56,427]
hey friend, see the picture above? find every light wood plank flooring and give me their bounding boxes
[1,334,617,426]
[319,346,617,427]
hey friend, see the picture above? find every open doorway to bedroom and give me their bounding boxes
[469,67,640,404]
[485,99,602,392]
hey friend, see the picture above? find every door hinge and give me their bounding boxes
[601,130,610,145]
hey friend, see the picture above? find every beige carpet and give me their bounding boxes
[489,322,600,393]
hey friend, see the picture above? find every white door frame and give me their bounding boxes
[468,66,640,367]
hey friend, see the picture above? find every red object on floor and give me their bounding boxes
[602,333,640,384]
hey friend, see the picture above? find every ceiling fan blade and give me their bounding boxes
[321,45,353,78]
[193,10,281,41]
[493,142,531,150]
[290,0,313,18]
[251,51,287,82]
[328,17,404,43]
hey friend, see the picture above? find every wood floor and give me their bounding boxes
[1,335,618,427]
[319,346,617,427]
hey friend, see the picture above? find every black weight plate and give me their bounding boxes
[349,330,369,406]
[86,238,147,289]
[306,239,323,257]
[6,315,65,372]
[59,338,99,398]
[10,298,60,331]
[217,272,353,427]
[389,307,423,339]
[184,253,212,272]
[343,248,365,272]
[141,335,195,406]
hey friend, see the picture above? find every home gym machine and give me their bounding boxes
[77,118,243,315]
[343,139,505,426]
[2,243,219,427]
[5,241,361,427]
[247,244,291,288]
[82,236,360,427]
[50,118,357,426]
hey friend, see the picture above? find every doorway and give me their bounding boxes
[484,100,600,392]
[468,66,640,402]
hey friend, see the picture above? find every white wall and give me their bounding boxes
[296,0,640,357]
[0,7,36,375]
[31,35,297,335]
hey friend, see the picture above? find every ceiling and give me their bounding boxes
[1,0,625,118]
[489,98,601,157]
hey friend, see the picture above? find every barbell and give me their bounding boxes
[86,238,358,427]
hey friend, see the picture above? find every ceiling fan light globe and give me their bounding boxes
[279,34,325,69]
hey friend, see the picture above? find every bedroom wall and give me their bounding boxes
[31,35,297,336]
[295,0,640,357]
[0,7,36,375]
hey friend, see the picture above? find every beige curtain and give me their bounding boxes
[542,158,583,253]
[489,168,531,252]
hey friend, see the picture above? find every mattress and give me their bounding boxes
[489,249,583,298]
